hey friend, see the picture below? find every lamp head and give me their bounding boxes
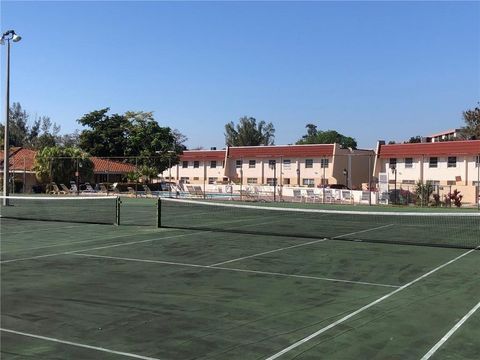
[12,34,21,42]
[0,38,4,45]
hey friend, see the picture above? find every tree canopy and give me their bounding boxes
[77,108,186,173]
[34,146,93,185]
[296,124,357,149]
[459,104,480,140]
[0,102,76,149]
[224,116,275,146]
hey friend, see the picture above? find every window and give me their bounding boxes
[193,161,199,168]
[447,157,456,168]
[266,178,277,186]
[405,158,413,168]
[305,159,313,168]
[320,158,329,168]
[235,160,242,169]
[182,161,188,168]
[247,178,257,184]
[249,160,256,168]
[283,178,290,185]
[283,159,291,169]
[193,177,199,181]
[426,180,440,186]
[268,160,276,167]
[447,180,456,185]
[476,156,480,167]
[210,161,217,168]
[389,158,397,169]
[302,178,315,187]
[402,179,415,185]
[180,177,189,183]
[429,157,438,168]
[208,177,217,184]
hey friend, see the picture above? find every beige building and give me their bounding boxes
[162,144,374,189]
[373,140,480,204]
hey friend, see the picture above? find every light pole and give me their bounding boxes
[322,158,327,204]
[156,149,175,197]
[1,30,22,205]
[240,168,243,201]
[390,164,397,205]
[270,161,277,202]
[296,168,300,186]
[343,168,348,188]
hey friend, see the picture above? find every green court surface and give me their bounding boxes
[1,199,479,359]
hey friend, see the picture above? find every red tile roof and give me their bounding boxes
[181,150,226,161]
[91,157,137,173]
[378,140,480,158]
[228,144,334,158]
[0,148,136,173]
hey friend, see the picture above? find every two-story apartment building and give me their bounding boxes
[374,140,480,203]
[162,144,375,189]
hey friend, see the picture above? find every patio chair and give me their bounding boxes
[83,182,96,193]
[60,183,72,194]
[143,184,153,197]
[292,189,304,202]
[305,189,319,203]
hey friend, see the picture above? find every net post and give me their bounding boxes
[156,198,161,228]
[115,196,121,226]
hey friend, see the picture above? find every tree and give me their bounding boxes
[77,108,185,173]
[77,108,130,157]
[0,103,67,149]
[459,104,480,140]
[406,136,422,143]
[34,146,93,185]
[224,116,275,146]
[296,125,357,149]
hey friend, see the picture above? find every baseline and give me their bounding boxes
[265,246,479,360]
[0,328,160,360]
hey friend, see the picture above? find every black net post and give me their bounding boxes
[156,198,161,228]
[115,197,121,226]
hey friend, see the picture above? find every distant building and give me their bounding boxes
[425,129,461,143]
[161,144,375,189]
[0,148,137,192]
[374,140,480,203]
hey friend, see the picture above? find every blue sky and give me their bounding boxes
[1,1,479,149]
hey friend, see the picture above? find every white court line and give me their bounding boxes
[72,253,399,288]
[264,246,479,360]
[2,224,86,235]
[0,230,201,264]
[210,224,394,267]
[0,328,160,360]
[210,238,327,267]
[421,300,480,360]
[332,224,394,239]
[1,228,159,254]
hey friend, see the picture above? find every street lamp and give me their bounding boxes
[1,30,22,205]
[343,168,348,188]
[269,161,277,202]
[296,168,300,186]
[390,164,397,205]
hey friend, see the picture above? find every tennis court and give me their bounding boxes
[1,197,479,359]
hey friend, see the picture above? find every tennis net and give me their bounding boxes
[0,196,120,225]
[159,198,480,249]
